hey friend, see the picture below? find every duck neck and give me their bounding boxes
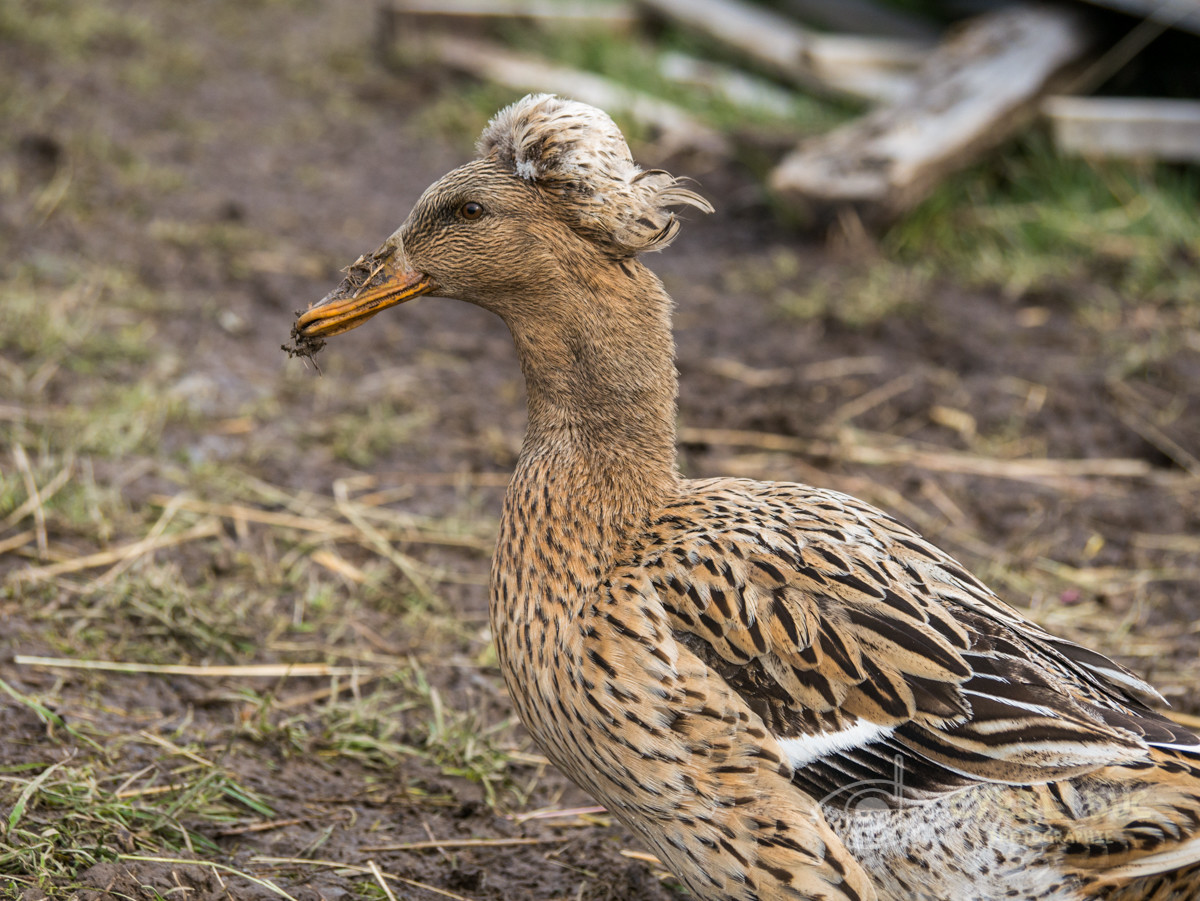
[489,259,678,714]
[504,259,680,545]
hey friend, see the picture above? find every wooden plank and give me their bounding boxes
[416,33,732,159]
[637,0,929,102]
[776,0,941,41]
[639,0,824,92]
[381,0,637,31]
[806,34,925,103]
[1076,0,1200,37]
[1044,96,1200,162]
[770,4,1096,223]
[657,51,800,118]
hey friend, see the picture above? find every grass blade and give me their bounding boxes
[6,758,68,834]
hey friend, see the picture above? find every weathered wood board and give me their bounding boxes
[1045,96,1200,161]
[381,0,637,33]
[770,4,1096,223]
[1077,0,1200,37]
[637,0,929,102]
[775,0,940,41]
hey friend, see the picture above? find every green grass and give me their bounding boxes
[1,415,510,894]
[0,636,520,896]
[0,267,161,376]
[0,449,132,546]
[0,264,195,459]
[306,667,521,807]
[888,131,1200,302]
[0,678,276,893]
[742,131,1200,339]
[52,565,260,662]
[0,0,154,62]
[725,248,934,328]
[312,401,432,469]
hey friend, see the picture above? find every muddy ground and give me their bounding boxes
[2,1,1199,899]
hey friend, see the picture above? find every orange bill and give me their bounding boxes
[296,268,437,338]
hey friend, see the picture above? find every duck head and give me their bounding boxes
[292,93,711,340]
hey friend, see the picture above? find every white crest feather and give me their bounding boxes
[477,94,712,257]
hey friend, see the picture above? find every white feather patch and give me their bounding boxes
[961,688,1061,720]
[1150,739,1200,755]
[778,719,896,769]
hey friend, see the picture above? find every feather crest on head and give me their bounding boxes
[477,94,713,258]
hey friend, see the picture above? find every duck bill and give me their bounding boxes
[296,268,437,338]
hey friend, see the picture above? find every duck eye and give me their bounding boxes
[459,201,484,220]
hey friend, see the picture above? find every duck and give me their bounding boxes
[292,93,1200,901]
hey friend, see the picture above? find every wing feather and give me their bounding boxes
[645,478,1196,802]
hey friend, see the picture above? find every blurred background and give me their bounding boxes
[2,1,1199,898]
